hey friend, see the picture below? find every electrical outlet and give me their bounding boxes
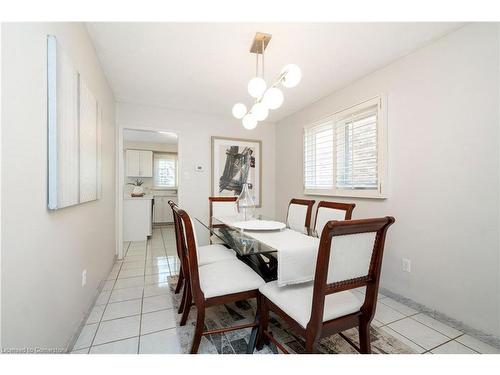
[402,258,411,273]
[82,270,87,287]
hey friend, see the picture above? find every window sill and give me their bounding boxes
[303,189,387,200]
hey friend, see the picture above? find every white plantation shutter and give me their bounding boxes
[304,121,334,190]
[303,96,386,198]
[154,153,177,187]
[335,106,378,190]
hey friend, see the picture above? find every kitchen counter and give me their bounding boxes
[123,194,154,200]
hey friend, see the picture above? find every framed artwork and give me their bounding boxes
[211,136,262,207]
[47,35,102,210]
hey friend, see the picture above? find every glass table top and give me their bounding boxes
[195,214,318,257]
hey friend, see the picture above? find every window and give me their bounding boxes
[154,153,177,188]
[303,96,387,198]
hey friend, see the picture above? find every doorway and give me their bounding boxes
[117,127,179,259]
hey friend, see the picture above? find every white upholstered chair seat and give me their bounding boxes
[197,244,236,266]
[199,259,265,299]
[259,281,362,328]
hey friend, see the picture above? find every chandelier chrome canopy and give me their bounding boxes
[232,32,302,129]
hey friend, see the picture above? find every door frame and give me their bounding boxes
[116,125,181,259]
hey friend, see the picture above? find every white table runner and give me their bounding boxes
[213,216,319,286]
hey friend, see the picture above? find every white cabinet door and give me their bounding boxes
[139,151,153,177]
[153,196,175,223]
[126,150,140,177]
[123,199,153,241]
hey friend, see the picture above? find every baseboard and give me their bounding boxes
[65,254,118,353]
[379,287,500,349]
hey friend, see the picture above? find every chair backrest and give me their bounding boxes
[308,217,395,329]
[209,196,238,228]
[171,205,204,304]
[314,201,355,235]
[286,199,315,232]
[168,200,182,260]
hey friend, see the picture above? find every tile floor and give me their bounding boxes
[71,226,500,354]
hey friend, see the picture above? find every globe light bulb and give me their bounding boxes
[262,87,284,110]
[232,103,247,119]
[247,77,267,98]
[281,64,302,88]
[251,102,269,121]
[242,114,258,130]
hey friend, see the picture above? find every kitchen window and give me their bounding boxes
[303,96,387,199]
[154,153,178,188]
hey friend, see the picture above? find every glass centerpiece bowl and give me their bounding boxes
[237,182,255,221]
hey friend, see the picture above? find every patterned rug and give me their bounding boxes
[167,276,417,354]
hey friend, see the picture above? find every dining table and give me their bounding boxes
[195,213,321,286]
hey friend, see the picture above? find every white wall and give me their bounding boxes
[275,24,500,338]
[117,102,276,245]
[1,23,116,350]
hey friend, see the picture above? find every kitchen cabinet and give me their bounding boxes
[123,195,153,241]
[153,195,176,223]
[126,150,153,177]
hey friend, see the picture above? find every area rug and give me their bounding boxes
[167,276,417,354]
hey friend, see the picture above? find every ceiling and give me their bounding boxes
[123,129,178,144]
[86,23,463,122]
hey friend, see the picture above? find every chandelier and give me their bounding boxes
[232,32,302,129]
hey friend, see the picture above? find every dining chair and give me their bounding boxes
[286,198,316,232]
[172,205,265,353]
[313,201,356,235]
[208,196,238,244]
[168,201,235,316]
[255,216,395,354]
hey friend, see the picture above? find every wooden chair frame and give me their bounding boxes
[208,196,238,228]
[168,200,185,299]
[172,205,261,353]
[286,198,316,230]
[256,216,395,354]
[313,201,356,232]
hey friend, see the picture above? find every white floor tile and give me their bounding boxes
[145,259,169,267]
[86,305,105,325]
[102,299,142,321]
[379,297,418,316]
[121,261,146,270]
[73,323,98,350]
[139,329,182,354]
[378,326,426,353]
[143,282,171,298]
[70,348,89,354]
[90,337,139,354]
[106,270,119,280]
[93,315,141,346]
[142,294,173,314]
[374,303,405,325]
[145,265,170,275]
[141,309,177,335]
[124,255,146,262]
[102,280,115,291]
[431,340,478,354]
[114,276,145,290]
[109,286,143,303]
[118,268,145,279]
[144,273,170,286]
[387,317,449,350]
[95,290,112,305]
[411,314,462,339]
[456,335,500,354]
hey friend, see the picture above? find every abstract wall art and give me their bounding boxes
[47,35,102,210]
[211,136,261,207]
